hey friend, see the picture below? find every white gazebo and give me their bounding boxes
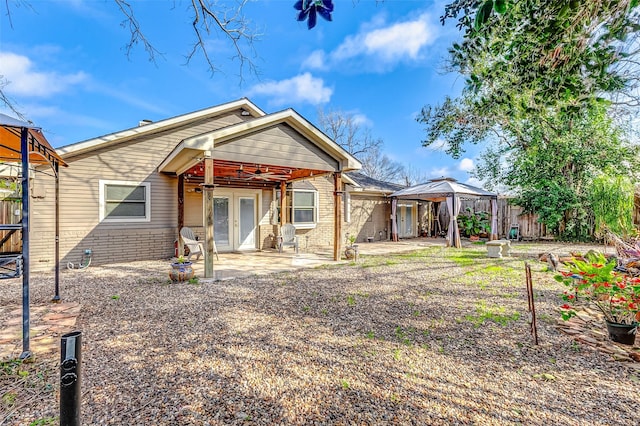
[390,177,498,248]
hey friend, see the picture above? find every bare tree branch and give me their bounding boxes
[0,0,262,114]
[114,0,165,64]
[186,0,259,79]
[317,108,382,158]
[317,107,405,183]
[0,76,27,120]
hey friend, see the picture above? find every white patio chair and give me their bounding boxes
[278,223,299,254]
[180,227,218,261]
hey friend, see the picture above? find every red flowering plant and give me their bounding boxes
[554,252,640,326]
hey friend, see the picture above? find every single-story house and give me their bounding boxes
[25,98,370,273]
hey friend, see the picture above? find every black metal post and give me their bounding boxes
[20,127,30,360]
[60,331,82,426]
[52,160,60,302]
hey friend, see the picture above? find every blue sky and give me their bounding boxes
[0,0,483,185]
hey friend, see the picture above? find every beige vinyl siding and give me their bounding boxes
[258,189,272,227]
[29,112,243,270]
[215,124,339,171]
[183,185,203,227]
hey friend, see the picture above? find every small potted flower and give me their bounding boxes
[344,234,358,260]
[555,252,640,345]
[169,255,195,282]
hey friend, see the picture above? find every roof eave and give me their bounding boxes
[57,98,265,159]
[176,109,362,172]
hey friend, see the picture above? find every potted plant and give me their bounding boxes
[344,234,358,260]
[169,255,195,282]
[457,208,490,240]
[555,252,640,345]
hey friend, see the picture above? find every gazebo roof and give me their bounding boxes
[390,177,496,201]
[0,113,67,167]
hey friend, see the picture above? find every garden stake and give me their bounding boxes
[525,262,538,345]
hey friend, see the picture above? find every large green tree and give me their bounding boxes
[419,0,640,240]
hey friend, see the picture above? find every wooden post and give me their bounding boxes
[280,181,286,225]
[333,172,342,261]
[177,174,184,256]
[203,153,214,278]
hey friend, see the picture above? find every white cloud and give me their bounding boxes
[0,51,87,97]
[425,138,449,151]
[303,13,440,72]
[302,50,327,71]
[351,112,372,127]
[459,158,474,172]
[248,73,333,106]
[428,167,450,178]
[465,177,485,188]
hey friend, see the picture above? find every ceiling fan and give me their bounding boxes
[236,165,289,181]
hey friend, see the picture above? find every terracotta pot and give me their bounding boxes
[344,244,359,260]
[605,320,637,345]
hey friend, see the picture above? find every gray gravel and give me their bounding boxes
[1,245,639,425]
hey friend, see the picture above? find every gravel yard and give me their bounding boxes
[1,245,639,425]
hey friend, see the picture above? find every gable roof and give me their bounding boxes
[391,177,496,200]
[344,172,405,194]
[159,108,361,175]
[56,98,266,159]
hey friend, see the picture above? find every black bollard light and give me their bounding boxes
[60,331,82,426]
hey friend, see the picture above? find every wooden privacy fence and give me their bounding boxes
[459,198,555,240]
[0,199,21,253]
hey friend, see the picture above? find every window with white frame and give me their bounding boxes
[274,187,318,228]
[99,180,150,222]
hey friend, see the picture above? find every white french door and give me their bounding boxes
[213,190,258,251]
[237,196,256,250]
[396,203,415,239]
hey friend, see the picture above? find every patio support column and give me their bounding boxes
[203,151,215,278]
[178,174,184,256]
[280,181,286,225]
[333,172,342,261]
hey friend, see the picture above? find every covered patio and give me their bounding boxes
[158,108,362,278]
